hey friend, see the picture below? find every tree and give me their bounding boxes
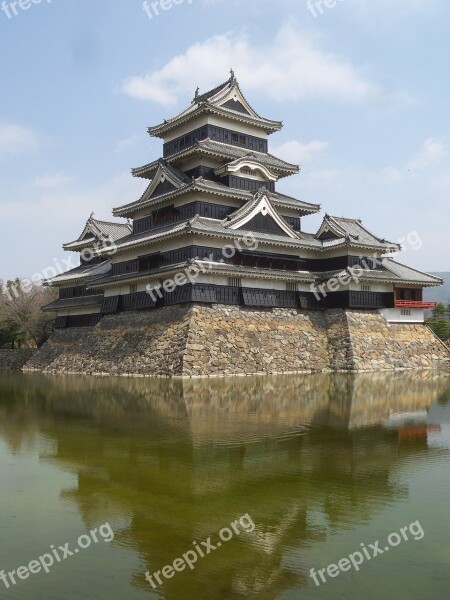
[432,303,447,318]
[0,319,17,349]
[429,319,450,342]
[0,279,57,348]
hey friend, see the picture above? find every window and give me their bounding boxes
[130,284,137,294]
[286,282,297,292]
[361,285,371,292]
[228,277,242,288]
[179,134,191,148]
[401,309,411,316]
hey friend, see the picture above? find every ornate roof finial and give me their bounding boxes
[89,211,94,221]
[194,86,200,99]
[230,68,235,81]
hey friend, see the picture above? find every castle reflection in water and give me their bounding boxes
[0,371,449,599]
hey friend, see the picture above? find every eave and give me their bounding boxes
[149,102,282,139]
[89,260,316,289]
[113,179,318,219]
[132,140,299,180]
[42,295,104,312]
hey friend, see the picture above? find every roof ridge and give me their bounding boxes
[327,215,399,247]
[91,217,129,227]
[193,75,234,104]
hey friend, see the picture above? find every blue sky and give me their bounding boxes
[1,0,449,281]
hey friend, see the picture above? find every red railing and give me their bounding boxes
[395,300,437,309]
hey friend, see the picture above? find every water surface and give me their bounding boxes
[0,372,449,599]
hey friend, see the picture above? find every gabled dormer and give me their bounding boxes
[63,214,131,253]
[225,189,299,238]
[138,160,191,203]
[316,214,348,241]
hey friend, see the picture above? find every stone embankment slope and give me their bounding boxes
[19,306,450,377]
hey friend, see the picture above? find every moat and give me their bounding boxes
[0,371,449,599]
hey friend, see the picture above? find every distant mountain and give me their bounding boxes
[424,273,450,304]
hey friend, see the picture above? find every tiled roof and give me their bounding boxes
[316,259,442,286]
[63,217,131,250]
[45,260,112,286]
[114,174,318,218]
[148,76,282,137]
[222,191,300,238]
[270,192,320,213]
[104,209,411,255]
[191,140,299,172]
[100,214,325,254]
[42,295,104,312]
[132,139,299,180]
[317,215,400,252]
[188,215,324,248]
[382,258,443,285]
[156,160,192,186]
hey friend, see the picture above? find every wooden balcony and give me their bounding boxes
[395,300,437,309]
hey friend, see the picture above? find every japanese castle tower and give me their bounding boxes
[44,73,441,330]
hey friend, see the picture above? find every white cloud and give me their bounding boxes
[122,25,388,107]
[0,122,39,158]
[115,134,140,153]
[406,138,448,172]
[371,138,448,183]
[34,172,71,189]
[271,140,329,164]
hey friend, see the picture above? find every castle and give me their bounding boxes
[36,73,449,377]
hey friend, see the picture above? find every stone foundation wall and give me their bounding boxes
[24,306,192,377]
[183,305,330,377]
[23,305,450,377]
[0,349,36,370]
[336,310,450,371]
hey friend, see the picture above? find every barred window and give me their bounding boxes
[228,277,242,288]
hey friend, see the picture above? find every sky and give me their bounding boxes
[0,0,449,281]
